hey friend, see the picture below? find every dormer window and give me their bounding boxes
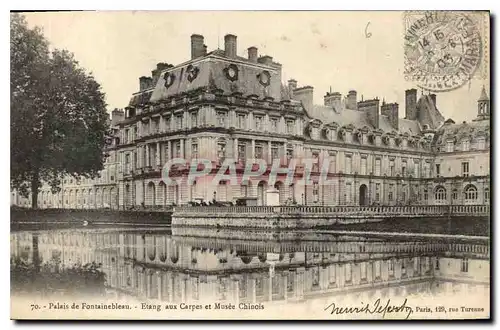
[477,137,486,150]
[462,139,470,152]
[446,141,454,152]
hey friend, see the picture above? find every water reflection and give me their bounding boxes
[10,228,490,305]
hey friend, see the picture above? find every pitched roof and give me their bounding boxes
[479,86,489,101]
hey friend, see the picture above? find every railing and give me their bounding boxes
[173,204,490,217]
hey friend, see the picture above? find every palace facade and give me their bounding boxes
[13,33,490,209]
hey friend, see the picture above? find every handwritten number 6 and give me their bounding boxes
[365,22,372,38]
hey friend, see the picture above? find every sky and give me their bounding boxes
[22,11,490,123]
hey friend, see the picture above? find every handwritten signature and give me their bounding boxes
[324,298,414,320]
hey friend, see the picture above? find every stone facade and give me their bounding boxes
[11,34,491,210]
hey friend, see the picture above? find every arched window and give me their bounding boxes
[435,186,447,201]
[464,185,478,201]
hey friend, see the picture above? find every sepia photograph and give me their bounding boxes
[10,10,491,320]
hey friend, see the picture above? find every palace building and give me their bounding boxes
[13,33,490,209]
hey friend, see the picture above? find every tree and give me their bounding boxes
[11,13,109,209]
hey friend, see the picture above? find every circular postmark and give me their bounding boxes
[404,11,483,92]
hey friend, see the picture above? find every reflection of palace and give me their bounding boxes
[11,230,490,303]
[11,34,490,209]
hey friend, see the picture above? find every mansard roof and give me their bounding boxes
[309,105,421,135]
[435,119,490,144]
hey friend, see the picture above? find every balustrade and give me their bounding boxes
[172,204,489,216]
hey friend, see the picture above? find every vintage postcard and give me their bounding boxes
[10,11,490,320]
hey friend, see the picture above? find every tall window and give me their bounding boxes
[254,115,263,131]
[345,183,352,203]
[375,183,380,202]
[389,159,395,176]
[175,142,181,158]
[435,186,447,200]
[446,141,454,152]
[388,184,394,201]
[423,162,430,178]
[375,158,381,176]
[313,182,319,203]
[286,119,295,134]
[286,146,294,166]
[270,117,278,131]
[388,259,395,277]
[414,161,420,178]
[345,155,352,174]
[360,157,367,175]
[191,111,198,128]
[164,144,170,161]
[165,116,171,131]
[255,143,263,159]
[345,263,352,282]
[424,189,428,201]
[124,129,129,143]
[464,185,478,201]
[329,152,336,173]
[153,118,160,134]
[374,261,381,278]
[271,144,279,162]
[402,160,407,177]
[452,189,458,200]
[125,153,130,174]
[312,152,319,172]
[360,262,367,280]
[435,164,441,177]
[217,140,226,162]
[485,188,490,203]
[191,141,198,159]
[238,144,246,163]
[217,111,227,127]
[175,115,183,130]
[237,114,246,129]
[460,161,469,177]
[461,258,469,273]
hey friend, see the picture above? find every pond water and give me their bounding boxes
[10,225,490,320]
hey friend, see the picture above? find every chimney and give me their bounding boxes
[257,55,273,66]
[139,76,152,91]
[151,62,173,86]
[288,79,297,98]
[358,99,380,129]
[224,34,237,58]
[324,92,342,112]
[381,102,399,130]
[293,86,314,112]
[405,89,417,120]
[248,46,258,63]
[191,34,205,59]
[346,90,358,110]
[111,108,125,126]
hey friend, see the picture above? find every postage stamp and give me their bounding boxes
[403,11,488,92]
